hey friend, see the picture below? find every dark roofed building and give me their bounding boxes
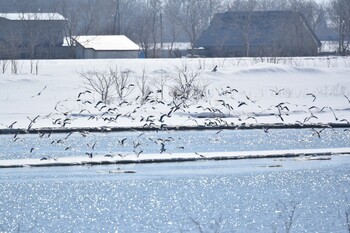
[195,11,321,57]
[0,13,66,59]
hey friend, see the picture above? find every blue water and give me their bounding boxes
[1,128,349,160]
[1,129,350,232]
[0,157,350,232]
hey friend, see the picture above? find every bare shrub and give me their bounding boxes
[30,60,39,75]
[152,69,169,100]
[110,66,134,101]
[80,70,115,104]
[11,60,19,74]
[136,67,151,104]
[1,60,9,74]
[170,62,207,101]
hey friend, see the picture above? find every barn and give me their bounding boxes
[0,13,66,59]
[75,35,141,59]
[195,11,322,57]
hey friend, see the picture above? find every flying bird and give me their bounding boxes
[31,85,47,98]
[8,121,17,129]
[344,95,350,103]
[195,152,206,158]
[86,152,93,158]
[306,93,317,102]
[118,137,127,146]
[237,102,247,107]
[270,88,285,95]
[77,90,92,98]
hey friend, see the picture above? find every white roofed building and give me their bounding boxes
[75,35,141,59]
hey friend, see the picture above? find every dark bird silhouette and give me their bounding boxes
[216,129,223,135]
[118,137,127,146]
[329,107,338,121]
[270,88,285,95]
[77,90,92,98]
[344,95,350,103]
[30,147,36,153]
[27,115,40,124]
[160,143,166,154]
[159,113,169,122]
[87,142,96,150]
[195,152,205,158]
[237,102,247,107]
[339,119,350,124]
[83,100,92,105]
[86,152,93,158]
[95,101,104,107]
[311,128,325,138]
[134,150,143,158]
[306,93,317,102]
[212,65,218,72]
[31,85,47,98]
[133,141,141,148]
[8,121,17,128]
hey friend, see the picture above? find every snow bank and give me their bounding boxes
[1,148,349,168]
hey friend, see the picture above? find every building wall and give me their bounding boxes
[0,17,66,59]
[76,46,139,59]
[95,50,139,59]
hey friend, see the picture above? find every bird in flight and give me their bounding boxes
[31,85,47,98]
[270,88,285,95]
[306,93,316,102]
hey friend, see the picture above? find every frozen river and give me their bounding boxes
[1,128,350,232]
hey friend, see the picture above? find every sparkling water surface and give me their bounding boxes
[0,157,350,232]
[1,128,349,160]
[0,129,350,232]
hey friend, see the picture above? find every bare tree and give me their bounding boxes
[169,0,220,56]
[110,66,134,101]
[81,70,115,104]
[1,60,9,74]
[288,0,326,33]
[136,67,151,104]
[80,0,99,35]
[58,0,82,58]
[170,61,207,101]
[152,69,169,100]
[328,0,350,55]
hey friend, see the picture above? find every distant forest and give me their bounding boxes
[0,0,349,54]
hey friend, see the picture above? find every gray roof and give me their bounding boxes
[195,11,321,48]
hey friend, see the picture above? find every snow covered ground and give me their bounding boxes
[1,56,350,131]
[1,56,350,166]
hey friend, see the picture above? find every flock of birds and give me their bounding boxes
[2,74,350,161]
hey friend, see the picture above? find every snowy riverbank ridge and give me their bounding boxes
[0,148,348,168]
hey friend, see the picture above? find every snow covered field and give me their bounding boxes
[1,56,350,166]
[1,56,350,131]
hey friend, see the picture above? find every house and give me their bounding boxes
[195,11,321,57]
[0,13,66,59]
[75,35,141,59]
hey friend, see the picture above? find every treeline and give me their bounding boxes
[1,0,349,56]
